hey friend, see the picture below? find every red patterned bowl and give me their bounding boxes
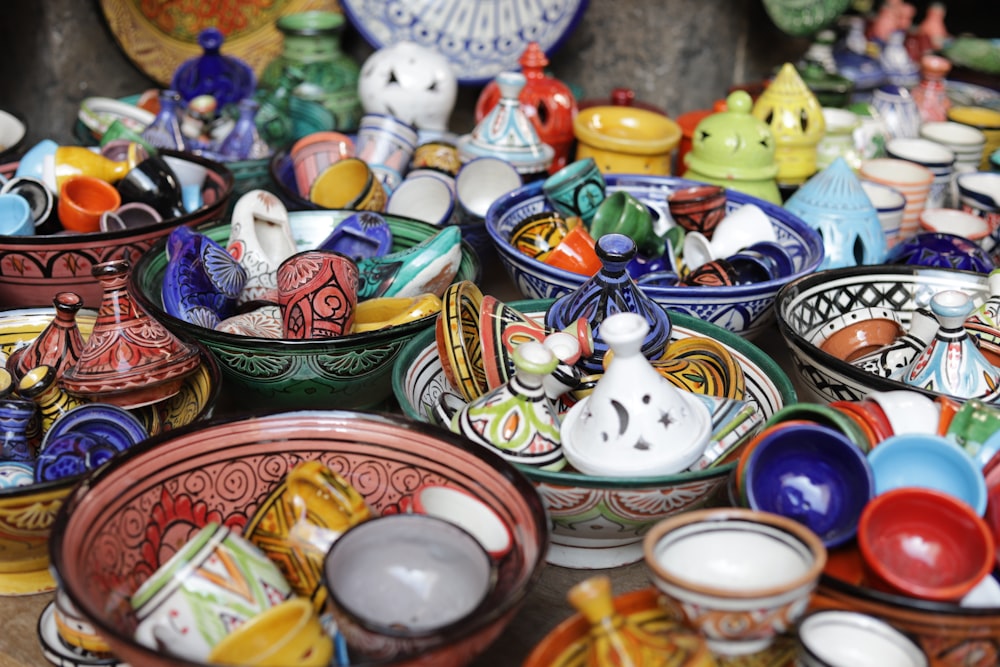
[0,149,233,308]
[49,410,548,667]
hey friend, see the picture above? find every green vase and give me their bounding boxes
[256,11,362,146]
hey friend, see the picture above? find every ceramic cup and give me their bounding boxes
[206,597,333,667]
[590,190,661,257]
[354,112,419,194]
[682,202,776,270]
[885,137,956,209]
[0,192,33,236]
[386,173,457,226]
[858,158,934,240]
[919,207,990,243]
[58,175,121,234]
[289,130,355,198]
[541,224,602,275]
[277,250,360,340]
[510,210,573,260]
[13,138,58,183]
[115,154,185,219]
[945,399,1000,469]
[955,171,1000,234]
[162,154,208,213]
[410,141,462,176]
[1,176,56,233]
[99,201,163,232]
[130,522,293,662]
[541,156,607,225]
[309,158,387,212]
[666,184,728,240]
[859,179,907,249]
[455,156,523,224]
[919,120,988,172]
[947,106,1000,170]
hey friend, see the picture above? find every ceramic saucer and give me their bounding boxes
[37,600,128,667]
[40,403,149,454]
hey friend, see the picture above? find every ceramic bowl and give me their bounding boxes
[775,264,991,404]
[573,106,682,176]
[485,174,825,339]
[0,149,234,308]
[743,422,875,548]
[808,306,904,362]
[643,507,827,656]
[0,306,220,596]
[130,210,480,411]
[49,410,548,667]
[857,487,995,603]
[392,298,797,569]
[268,147,493,264]
[885,232,994,274]
[795,609,929,667]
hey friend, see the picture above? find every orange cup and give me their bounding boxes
[542,225,602,275]
[58,175,121,233]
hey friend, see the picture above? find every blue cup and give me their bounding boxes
[0,193,33,236]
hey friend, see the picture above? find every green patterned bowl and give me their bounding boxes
[131,210,480,410]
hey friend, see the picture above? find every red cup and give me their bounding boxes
[277,250,359,340]
[542,225,601,276]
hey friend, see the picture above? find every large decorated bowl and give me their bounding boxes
[392,299,796,569]
[0,306,220,595]
[485,174,825,339]
[49,410,548,667]
[0,149,234,308]
[131,210,481,410]
[269,147,494,264]
[775,265,990,404]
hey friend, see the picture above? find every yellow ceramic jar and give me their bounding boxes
[573,106,681,175]
[947,106,1000,170]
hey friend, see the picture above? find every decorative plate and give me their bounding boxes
[40,403,149,454]
[98,0,342,87]
[339,0,590,85]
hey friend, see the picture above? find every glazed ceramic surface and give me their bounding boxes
[49,410,548,667]
[795,609,928,667]
[776,265,991,404]
[131,211,480,410]
[0,150,234,308]
[393,299,796,569]
[486,174,824,339]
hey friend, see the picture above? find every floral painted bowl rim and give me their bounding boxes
[485,174,826,300]
[129,212,482,351]
[0,149,235,244]
[0,307,222,500]
[775,264,991,403]
[392,297,797,489]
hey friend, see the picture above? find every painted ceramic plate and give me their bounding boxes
[340,0,590,85]
[98,0,341,87]
[40,403,149,454]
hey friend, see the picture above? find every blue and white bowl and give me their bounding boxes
[486,174,825,339]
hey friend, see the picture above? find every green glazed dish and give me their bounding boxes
[131,211,480,411]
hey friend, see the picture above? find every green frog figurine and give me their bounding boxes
[683,91,782,205]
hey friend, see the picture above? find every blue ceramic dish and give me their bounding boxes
[886,232,994,274]
[34,432,126,483]
[40,403,149,454]
[867,432,988,516]
[485,174,825,339]
[744,422,874,548]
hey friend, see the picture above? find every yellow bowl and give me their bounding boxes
[947,106,1000,169]
[573,106,681,175]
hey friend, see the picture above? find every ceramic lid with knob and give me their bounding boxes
[560,312,711,477]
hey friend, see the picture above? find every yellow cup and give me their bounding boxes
[947,106,1000,170]
[573,106,681,175]
[309,157,387,211]
[207,597,333,667]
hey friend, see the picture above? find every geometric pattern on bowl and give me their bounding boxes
[776,265,990,405]
[49,410,548,667]
[485,174,825,339]
[392,299,797,569]
[131,210,481,411]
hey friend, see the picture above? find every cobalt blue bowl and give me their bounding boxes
[886,231,994,274]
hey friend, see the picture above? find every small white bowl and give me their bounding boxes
[796,609,928,667]
[643,507,826,656]
[412,484,513,558]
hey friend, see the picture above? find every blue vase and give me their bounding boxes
[545,233,672,374]
[162,226,248,329]
[171,27,256,109]
[0,398,37,463]
[141,90,188,151]
[217,99,270,161]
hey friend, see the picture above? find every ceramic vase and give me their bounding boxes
[227,189,299,305]
[903,290,1000,402]
[16,365,85,438]
[546,233,672,375]
[458,71,554,178]
[162,226,248,329]
[52,147,130,191]
[12,291,85,381]
[475,42,577,175]
[566,576,715,667]
[871,85,922,140]
[60,260,202,409]
[217,98,270,161]
[171,27,256,108]
[0,398,37,463]
[912,54,952,124]
[559,312,712,477]
[784,157,887,269]
[450,341,565,471]
[879,31,920,88]
[256,11,362,144]
[851,306,939,379]
[141,89,188,151]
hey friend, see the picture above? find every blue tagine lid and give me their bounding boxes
[784,157,887,270]
[171,27,257,108]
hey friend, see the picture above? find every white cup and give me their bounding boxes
[683,203,776,269]
[386,174,457,226]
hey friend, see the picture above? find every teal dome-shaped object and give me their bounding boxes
[784,157,887,269]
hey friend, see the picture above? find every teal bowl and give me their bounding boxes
[392,298,796,569]
[131,210,480,411]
